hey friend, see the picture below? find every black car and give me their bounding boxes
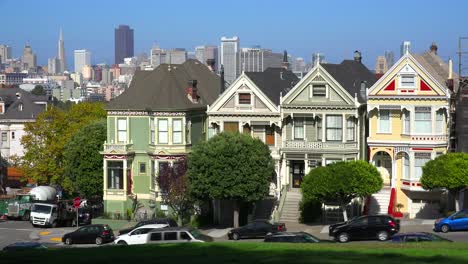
[264,232,329,243]
[228,220,286,240]
[118,218,178,235]
[2,242,47,252]
[329,215,400,243]
[62,224,114,245]
[392,232,452,243]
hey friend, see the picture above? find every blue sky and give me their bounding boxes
[1,0,467,70]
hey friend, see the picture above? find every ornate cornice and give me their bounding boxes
[108,111,187,116]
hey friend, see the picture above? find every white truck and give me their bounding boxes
[6,186,57,221]
[30,201,75,228]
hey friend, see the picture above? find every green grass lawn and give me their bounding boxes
[2,242,468,264]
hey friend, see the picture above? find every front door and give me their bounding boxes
[292,161,304,188]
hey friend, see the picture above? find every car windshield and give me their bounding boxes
[16,195,32,202]
[429,233,449,241]
[301,233,319,242]
[32,204,52,214]
[190,230,212,242]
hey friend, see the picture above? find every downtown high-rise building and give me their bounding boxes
[220,36,239,84]
[400,41,411,57]
[195,45,218,68]
[0,44,12,63]
[150,45,166,68]
[167,48,187,64]
[58,29,67,72]
[114,25,134,65]
[375,55,388,74]
[48,57,59,74]
[292,57,306,72]
[74,49,91,73]
[385,51,395,68]
[237,46,283,73]
[22,44,36,70]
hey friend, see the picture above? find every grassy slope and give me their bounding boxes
[1,242,468,264]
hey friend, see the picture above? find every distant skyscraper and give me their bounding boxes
[48,57,59,74]
[220,36,239,84]
[195,45,218,68]
[74,49,91,73]
[0,45,12,63]
[58,29,67,72]
[312,53,325,66]
[375,56,388,74]
[237,47,283,73]
[400,41,411,57]
[22,45,36,70]
[167,48,187,64]
[114,25,134,64]
[384,51,395,68]
[293,57,306,72]
[150,45,166,68]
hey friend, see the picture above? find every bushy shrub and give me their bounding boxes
[299,199,322,223]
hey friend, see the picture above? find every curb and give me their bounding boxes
[29,230,40,241]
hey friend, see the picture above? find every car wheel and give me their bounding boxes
[65,238,73,245]
[232,233,240,240]
[95,237,103,245]
[117,240,127,245]
[441,224,450,233]
[22,211,30,221]
[377,231,389,241]
[338,232,350,243]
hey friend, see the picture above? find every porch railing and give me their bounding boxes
[284,140,358,150]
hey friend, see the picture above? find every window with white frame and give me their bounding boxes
[238,93,251,105]
[107,161,124,189]
[403,110,410,134]
[403,154,410,179]
[436,109,445,134]
[378,110,391,133]
[400,75,415,88]
[117,119,127,143]
[172,119,183,144]
[150,118,155,144]
[294,118,304,140]
[316,117,322,141]
[346,118,355,141]
[158,119,168,144]
[326,115,342,141]
[414,107,431,134]
[414,153,431,181]
[312,85,326,97]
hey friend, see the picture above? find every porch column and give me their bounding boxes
[342,113,346,143]
[275,161,281,199]
[281,157,287,188]
[304,158,310,175]
[409,151,415,182]
[391,159,397,188]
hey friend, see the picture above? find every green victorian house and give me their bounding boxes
[102,60,221,216]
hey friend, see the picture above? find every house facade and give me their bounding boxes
[280,54,376,189]
[207,68,298,196]
[102,60,221,216]
[367,50,452,219]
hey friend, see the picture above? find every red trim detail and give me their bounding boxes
[420,80,432,91]
[411,148,433,151]
[402,181,410,185]
[401,90,407,92]
[384,80,395,91]
[388,188,396,215]
[417,183,422,186]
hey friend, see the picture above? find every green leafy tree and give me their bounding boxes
[421,153,468,211]
[31,85,46,96]
[63,120,106,198]
[188,132,274,227]
[301,160,382,221]
[16,102,106,192]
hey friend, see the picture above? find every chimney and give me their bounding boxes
[186,80,198,103]
[353,50,362,63]
[447,58,454,91]
[206,59,216,72]
[220,64,225,95]
[430,42,438,54]
[282,50,290,70]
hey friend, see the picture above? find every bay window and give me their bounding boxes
[436,109,444,134]
[317,117,322,141]
[326,115,342,141]
[294,118,304,140]
[378,110,391,133]
[117,118,127,143]
[346,118,355,141]
[414,153,431,181]
[403,110,410,134]
[158,119,168,144]
[107,161,123,189]
[172,119,183,144]
[150,118,155,144]
[414,107,431,134]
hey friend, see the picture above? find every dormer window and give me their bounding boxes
[238,93,251,105]
[400,75,415,88]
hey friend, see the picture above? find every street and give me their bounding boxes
[1,219,468,250]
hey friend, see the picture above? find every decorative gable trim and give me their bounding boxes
[420,80,432,91]
[312,75,325,82]
[384,80,395,91]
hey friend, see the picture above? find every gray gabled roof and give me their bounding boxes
[413,51,458,93]
[0,88,47,120]
[244,68,299,105]
[321,60,377,103]
[107,59,221,111]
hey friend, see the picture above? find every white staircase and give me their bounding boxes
[279,189,302,222]
[369,187,391,215]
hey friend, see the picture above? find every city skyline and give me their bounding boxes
[0,0,466,71]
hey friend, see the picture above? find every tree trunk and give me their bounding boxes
[341,204,348,222]
[233,200,239,228]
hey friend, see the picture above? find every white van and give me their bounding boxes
[114,224,168,245]
[146,228,213,244]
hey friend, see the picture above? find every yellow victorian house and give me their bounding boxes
[367,47,454,219]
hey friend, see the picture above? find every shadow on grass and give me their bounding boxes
[1,242,467,264]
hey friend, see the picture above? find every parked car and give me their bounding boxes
[329,215,399,243]
[118,218,178,235]
[114,224,170,245]
[62,224,114,245]
[146,227,213,244]
[228,220,286,240]
[392,232,452,243]
[75,208,92,226]
[434,210,468,233]
[2,242,47,252]
[264,232,330,243]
